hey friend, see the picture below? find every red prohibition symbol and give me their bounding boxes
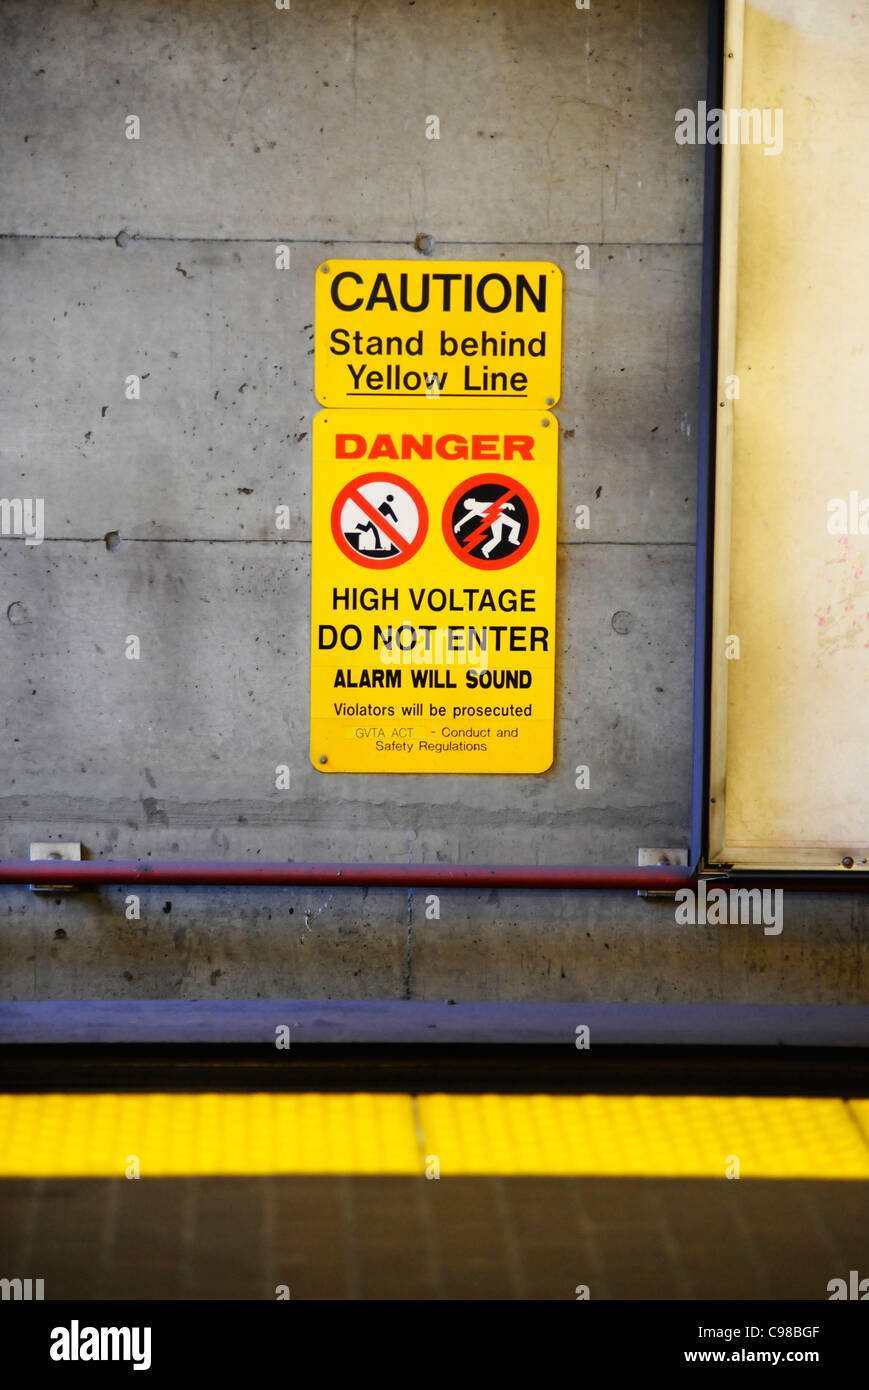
[331,472,429,569]
[442,473,539,570]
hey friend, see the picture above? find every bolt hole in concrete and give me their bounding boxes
[611,610,634,635]
[6,601,30,624]
[414,233,436,255]
[105,531,121,552]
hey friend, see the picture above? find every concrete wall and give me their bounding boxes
[2,0,866,1003]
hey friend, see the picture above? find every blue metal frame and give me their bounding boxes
[690,0,725,871]
[2,999,868,1047]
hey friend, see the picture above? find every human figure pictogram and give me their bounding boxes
[454,496,522,556]
[353,492,400,553]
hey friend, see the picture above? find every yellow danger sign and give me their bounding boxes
[310,410,558,773]
[315,260,563,411]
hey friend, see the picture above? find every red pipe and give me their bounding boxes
[4,860,693,890]
[4,861,866,889]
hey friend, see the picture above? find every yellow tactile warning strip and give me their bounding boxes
[1,1093,869,1179]
[417,1095,869,1179]
[0,1093,420,1178]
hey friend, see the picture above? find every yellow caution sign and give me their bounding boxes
[315,260,563,411]
[310,410,558,773]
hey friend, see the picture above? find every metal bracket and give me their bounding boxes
[29,843,82,893]
[636,847,689,899]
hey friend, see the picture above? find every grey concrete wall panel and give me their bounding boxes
[1,0,707,244]
[0,240,701,544]
[2,889,867,1004]
[0,541,692,864]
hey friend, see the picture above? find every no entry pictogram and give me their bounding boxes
[331,472,428,568]
[442,473,539,569]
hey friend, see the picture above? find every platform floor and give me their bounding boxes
[2,1173,867,1300]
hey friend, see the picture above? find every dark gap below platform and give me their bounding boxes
[3,1043,869,1094]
